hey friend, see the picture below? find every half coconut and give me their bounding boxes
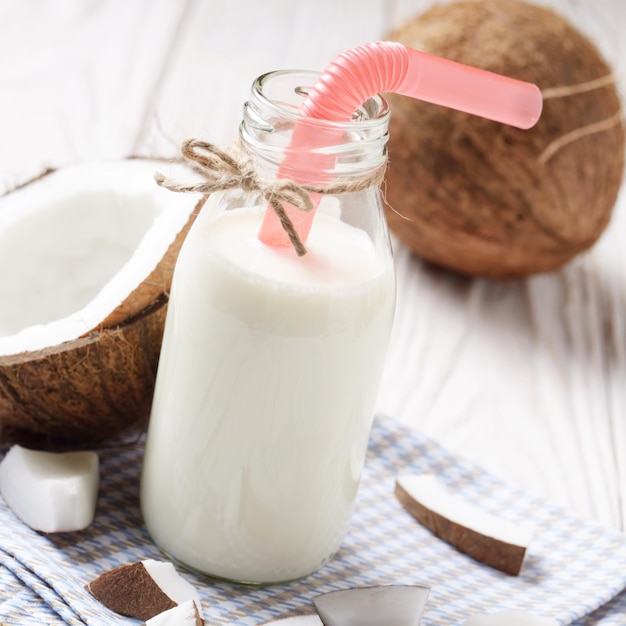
[0,159,203,445]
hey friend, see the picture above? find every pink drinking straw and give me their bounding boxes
[258,41,543,249]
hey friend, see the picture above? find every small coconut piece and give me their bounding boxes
[312,585,430,626]
[0,444,98,532]
[395,474,534,575]
[145,599,205,626]
[86,559,201,621]
[463,610,558,626]
[0,159,202,444]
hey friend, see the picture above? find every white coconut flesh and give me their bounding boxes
[146,600,204,625]
[0,159,198,357]
[397,474,534,548]
[0,444,99,533]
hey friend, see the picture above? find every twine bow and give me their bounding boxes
[156,138,387,256]
[155,139,316,256]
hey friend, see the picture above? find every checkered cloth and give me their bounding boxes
[1,416,626,625]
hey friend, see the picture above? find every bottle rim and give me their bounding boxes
[240,69,390,177]
[249,69,390,131]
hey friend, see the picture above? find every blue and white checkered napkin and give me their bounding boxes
[1,416,626,625]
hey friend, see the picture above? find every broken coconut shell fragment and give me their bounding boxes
[395,474,534,575]
[312,585,430,626]
[0,159,203,445]
[86,559,201,621]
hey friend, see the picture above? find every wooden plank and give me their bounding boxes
[135,0,392,155]
[0,0,190,191]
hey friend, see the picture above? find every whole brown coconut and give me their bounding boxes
[0,160,202,446]
[385,0,625,277]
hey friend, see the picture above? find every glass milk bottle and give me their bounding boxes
[140,69,396,585]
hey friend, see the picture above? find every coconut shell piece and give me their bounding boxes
[87,561,176,621]
[86,559,202,621]
[385,0,625,277]
[0,300,167,444]
[0,160,203,445]
[396,475,533,575]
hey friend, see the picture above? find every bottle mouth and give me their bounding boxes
[240,70,390,175]
[249,69,390,127]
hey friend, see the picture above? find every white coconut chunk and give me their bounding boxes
[395,474,534,575]
[312,585,430,626]
[145,599,204,625]
[263,617,323,625]
[142,559,202,613]
[0,445,98,532]
[463,610,558,625]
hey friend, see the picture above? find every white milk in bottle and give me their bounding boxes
[140,70,396,584]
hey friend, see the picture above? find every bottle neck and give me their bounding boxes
[239,70,390,183]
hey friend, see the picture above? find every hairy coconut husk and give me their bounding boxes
[0,160,202,446]
[385,0,625,277]
[0,302,166,445]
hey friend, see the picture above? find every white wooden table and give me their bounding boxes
[1,0,625,535]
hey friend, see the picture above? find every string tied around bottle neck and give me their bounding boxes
[154,139,387,256]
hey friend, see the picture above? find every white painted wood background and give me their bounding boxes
[1,0,625,534]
